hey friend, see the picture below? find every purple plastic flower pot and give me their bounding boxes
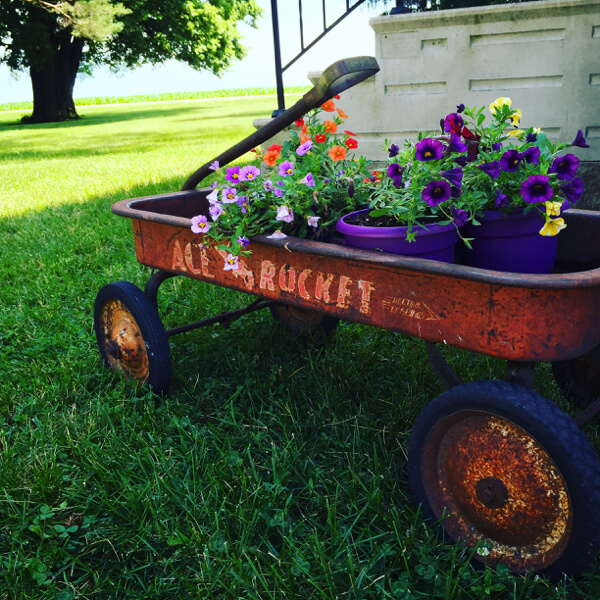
[459,208,566,273]
[336,209,459,263]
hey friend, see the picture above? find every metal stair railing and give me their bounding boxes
[270,0,369,116]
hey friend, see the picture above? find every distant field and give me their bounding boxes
[0,86,312,112]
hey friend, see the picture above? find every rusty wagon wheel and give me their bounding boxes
[407,380,600,580]
[552,345,600,406]
[94,281,171,395]
[269,303,339,334]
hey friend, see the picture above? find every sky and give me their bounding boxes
[0,0,394,103]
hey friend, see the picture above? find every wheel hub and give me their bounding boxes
[475,477,508,509]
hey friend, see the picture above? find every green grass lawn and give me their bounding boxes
[1,96,599,599]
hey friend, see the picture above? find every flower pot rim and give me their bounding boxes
[337,208,457,239]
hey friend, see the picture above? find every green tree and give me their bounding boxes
[0,0,262,123]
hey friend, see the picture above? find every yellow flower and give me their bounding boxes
[489,97,512,113]
[508,129,523,138]
[511,109,522,127]
[539,217,567,237]
[545,201,563,217]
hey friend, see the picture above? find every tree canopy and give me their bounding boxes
[0,0,262,122]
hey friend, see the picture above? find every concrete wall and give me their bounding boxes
[255,0,600,206]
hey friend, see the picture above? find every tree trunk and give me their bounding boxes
[27,35,84,123]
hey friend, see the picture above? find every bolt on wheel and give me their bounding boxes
[94,281,171,395]
[408,380,600,580]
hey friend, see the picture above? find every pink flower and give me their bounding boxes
[222,187,238,203]
[300,173,315,187]
[296,140,313,156]
[209,203,223,220]
[223,254,239,271]
[307,216,320,228]
[267,230,288,239]
[191,215,211,234]
[276,205,294,223]
[239,166,261,181]
[209,161,220,171]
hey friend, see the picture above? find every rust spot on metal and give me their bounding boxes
[98,299,149,383]
[421,410,573,573]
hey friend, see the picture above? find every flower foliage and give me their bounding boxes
[368,97,586,242]
[454,98,586,236]
[191,99,372,266]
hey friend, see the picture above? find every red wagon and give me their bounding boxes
[94,58,600,580]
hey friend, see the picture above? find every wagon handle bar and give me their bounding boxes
[181,56,379,191]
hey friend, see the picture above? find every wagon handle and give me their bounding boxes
[181,56,379,191]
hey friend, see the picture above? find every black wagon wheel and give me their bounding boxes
[269,303,339,334]
[94,281,171,395]
[407,380,600,580]
[552,345,600,406]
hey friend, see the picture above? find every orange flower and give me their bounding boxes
[328,145,347,161]
[301,123,308,135]
[263,150,280,167]
[337,108,348,119]
[324,120,337,134]
[300,134,312,144]
[321,100,335,112]
[315,133,326,143]
[345,138,358,149]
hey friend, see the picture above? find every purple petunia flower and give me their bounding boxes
[446,132,468,154]
[526,132,537,143]
[571,130,589,148]
[500,149,523,172]
[560,177,583,203]
[422,180,451,207]
[477,161,501,179]
[307,216,321,228]
[237,236,250,247]
[441,167,463,188]
[521,174,554,203]
[209,202,223,220]
[443,113,464,135]
[388,144,400,158]
[301,173,315,187]
[492,142,503,151]
[416,138,444,162]
[278,161,295,177]
[276,205,294,223]
[456,103,465,114]
[523,146,540,166]
[222,187,238,203]
[450,186,463,199]
[263,180,274,192]
[239,165,261,182]
[296,140,313,156]
[494,189,511,208]
[454,155,468,167]
[209,161,220,171]
[450,205,469,227]
[387,163,403,188]
[225,166,241,184]
[549,154,579,181]
[191,214,211,234]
